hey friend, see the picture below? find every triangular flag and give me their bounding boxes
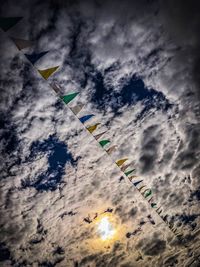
[86,123,100,134]
[79,114,94,124]
[156,206,162,213]
[143,189,152,198]
[94,131,107,140]
[0,17,22,31]
[38,66,59,80]
[71,103,84,115]
[162,215,168,222]
[157,209,163,215]
[125,169,135,176]
[116,158,128,167]
[25,51,49,65]
[50,82,62,95]
[128,175,138,181]
[138,185,146,192]
[10,37,33,50]
[133,180,143,186]
[148,197,153,203]
[62,92,79,104]
[106,145,117,155]
[121,163,132,172]
[99,139,110,148]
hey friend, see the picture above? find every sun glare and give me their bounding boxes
[97,216,115,241]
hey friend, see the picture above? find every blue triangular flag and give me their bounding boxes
[25,51,49,65]
[133,180,143,187]
[79,114,94,124]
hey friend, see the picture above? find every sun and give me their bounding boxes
[97,216,116,241]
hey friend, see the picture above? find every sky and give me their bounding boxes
[0,0,200,266]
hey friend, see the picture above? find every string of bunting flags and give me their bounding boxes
[0,16,184,240]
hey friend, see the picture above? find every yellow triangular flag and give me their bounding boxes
[38,66,59,80]
[128,176,138,182]
[116,158,128,167]
[86,123,100,134]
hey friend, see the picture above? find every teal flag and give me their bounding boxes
[99,139,110,148]
[124,169,135,176]
[61,92,79,104]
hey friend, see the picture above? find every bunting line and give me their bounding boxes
[2,17,186,241]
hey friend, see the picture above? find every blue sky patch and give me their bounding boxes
[21,135,76,191]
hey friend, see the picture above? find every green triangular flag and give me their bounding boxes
[143,189,152,198]
[61,92,79,104]
[125,169,135,176]
[0,17,23,31]
[99,139,110,148]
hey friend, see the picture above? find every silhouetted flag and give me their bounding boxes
[11,37,33,50]
[71,103,84,115]
[25,51,49,65]
[106,145,117,155]
[0,17,22,31]
[94,131,107,140]
[50,82,62,94]
[121,163,132,172]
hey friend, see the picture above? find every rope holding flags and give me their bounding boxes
[2,15,186,241]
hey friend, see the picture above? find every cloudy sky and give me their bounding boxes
[0,0,200,266]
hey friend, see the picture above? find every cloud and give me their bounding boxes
[0,0,200,266]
